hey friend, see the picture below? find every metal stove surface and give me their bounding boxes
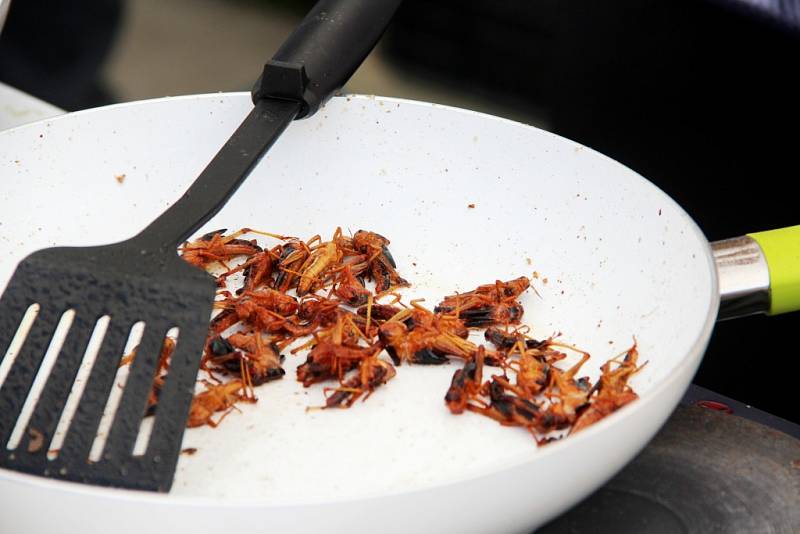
[539,385,800,533]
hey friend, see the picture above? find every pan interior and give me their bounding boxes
[0,94,715,501]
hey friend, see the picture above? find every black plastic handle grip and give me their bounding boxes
[252,0,403,118]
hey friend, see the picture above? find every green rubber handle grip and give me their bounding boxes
[748,225,800,315]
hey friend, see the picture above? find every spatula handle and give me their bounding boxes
[133,0,401,251]
[252,0,403,118]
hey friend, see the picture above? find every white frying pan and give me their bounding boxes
[0,93,794,533]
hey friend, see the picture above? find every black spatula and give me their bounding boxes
[0,0,402,492]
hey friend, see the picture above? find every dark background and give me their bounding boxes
[2,0,798,421]
[385,0,800,240]
[384,0,800,423]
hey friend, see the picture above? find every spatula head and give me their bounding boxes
[0,242,215,491]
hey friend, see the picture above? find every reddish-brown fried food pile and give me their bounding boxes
[120,227,642,440]
[447,332,643,442]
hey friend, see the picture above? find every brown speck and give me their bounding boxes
[543,277,549,284]
[658,209,662,216]
[532,271,539,279]
[467,203,475,209]
[115,174,126,184]
[526,258,532,265]
[27,428,44,453]
[412,262,417,266]
[181,447,198,456]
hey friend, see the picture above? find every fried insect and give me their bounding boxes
[458,301,524,328]
[213,289,299,335]
[484,327,547,350]
[218,332,285,386]
[466,377,544,432]
[323,356,397,408]
[296,342,379,386]
[435,277,530,328]
[503,341,551,398]
[175,226,641,436]
[294,310,367,348]
[376,301,501,366]
[378,321,452,365]
[238,288,299,316]
[297,241,341,296]
[296,313,380,386]
[235,302,292,332]
[443,276,530,305]
[353,230,409,293]
[356,303,404,322]
[298,294,341,326]
[396,302,470,339]
[187,380,254,428]
[119,336,176,415]
[572,343,643,433]
[180,228,262,268]
[339,252,370,277]
[210,299,314,347]
[333,264,370,307]
[445,345,486,414]
[273,239,310,292]
[453,333,642,439]
[435,276,530,312]
[544,352,592,428]
[237,249,277,293]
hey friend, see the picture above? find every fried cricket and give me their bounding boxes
[445,345,486,414]
[163,226,641,440]
[322,356,397,409]
[572,343,644,433]
[187,380,254,428]
[180,229,262,269]
[435,276,529,328]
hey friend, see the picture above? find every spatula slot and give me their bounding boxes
[132,327,180,457]
[0,303,40,392]
[5,309,75,451]
[88,321,145,463]
[47,315,111,461]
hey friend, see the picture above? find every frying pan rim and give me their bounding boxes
[0,92,720,507]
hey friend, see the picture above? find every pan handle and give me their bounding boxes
[252,0,403,119]
[713,225,800,320]
[749,226,800,315]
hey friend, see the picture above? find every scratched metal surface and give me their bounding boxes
[541,404,800,533]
